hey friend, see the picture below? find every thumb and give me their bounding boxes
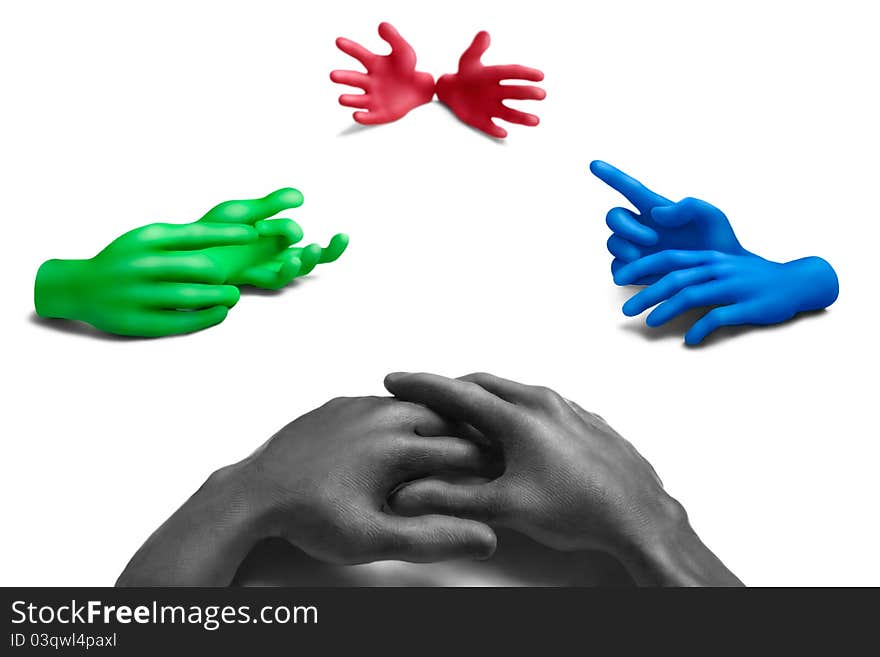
[460,31,490,68]
[650,197,717,228]
[371,514,497,562]
[378,22,415,62]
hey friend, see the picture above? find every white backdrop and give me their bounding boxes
[1,0,877,586]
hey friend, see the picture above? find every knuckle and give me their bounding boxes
[383,433,413,458]
[466,371,492,381]
[137,223,166,241]
[533,385,562,405]
[668,271,687,286]
[459,380,485,397]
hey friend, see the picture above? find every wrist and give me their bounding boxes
[435,73,457,105]
[617,497,742,586]
[782,256,839,310]
[415,71,436,105]
[205,459,280,543]
[34,258,90,320]
[116,463,275,587]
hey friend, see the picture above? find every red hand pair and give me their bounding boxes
[330,23,546,138]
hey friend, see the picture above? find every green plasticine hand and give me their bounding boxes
[196,188,349,290]
[34,188,349,338]
[34,221,259,337]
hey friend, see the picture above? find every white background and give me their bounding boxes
[1,0,877,586]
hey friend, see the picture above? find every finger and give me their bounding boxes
[137,306,230,337]
[488,65,544,82]
[254,218,303,245]
[612,258,661,284]
[136,282,240,310]
[457,372,567,413]
[685,303,753,345]
[473,118,507,139]
[289,243,322,276]
[199,188,304,225]
[651,197,718,228]
[370,514,497,562]
[238,260,299,290]
[622,266,717,317]
[396,437,493,478]
[646,281,734,327]
[605,207,658,246]
[329,69,371,90]
[145,222,258,251]
[589,160,670,213]
[499,85,546,101]
[459,30,491,67]
[607,234,642,262]
[352,110,389,125]
[457,372,533,404]
[133,253,226,284]
[613,250,719,286]
[339,93,371,109]
[403,401,490,448]
[378,22,415,60]
[335,37,375,68]
[389,479,501,524]
[495,105,539,127]
[275,249,305,283]
[318,233,349,263]
[384,372,521,436]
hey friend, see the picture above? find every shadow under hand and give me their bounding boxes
[233,529,634,588]
[693,308,828,347]
[29,313,145,342]
[336,122,381,138]
[615,285,830,348]
[238,277,309,298]
[434,101,508,145]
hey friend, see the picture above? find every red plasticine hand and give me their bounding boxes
[436,31,546,138]
[331,22,435,125]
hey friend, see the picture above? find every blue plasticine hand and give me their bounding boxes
[614,250,839,345]
[590,160,750,283]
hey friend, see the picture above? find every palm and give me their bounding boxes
[436,31,545,139]
[331,23,435,124]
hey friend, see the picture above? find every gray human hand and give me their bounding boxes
[385,372,742,586]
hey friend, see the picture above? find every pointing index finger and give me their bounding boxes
[589,160,670,212]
